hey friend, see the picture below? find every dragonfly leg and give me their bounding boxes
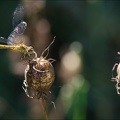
[20,54,25,61]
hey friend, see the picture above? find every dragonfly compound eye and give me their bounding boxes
[23,57,55,99]
[27,46,34,54]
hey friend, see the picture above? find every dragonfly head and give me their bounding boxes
[26,46,37,59]
[27,46,34,54]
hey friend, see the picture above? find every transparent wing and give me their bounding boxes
[13,4,25,28]
[7,4,27,45]
[7,21,27,45]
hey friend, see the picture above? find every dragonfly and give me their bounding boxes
[0,4,37,59]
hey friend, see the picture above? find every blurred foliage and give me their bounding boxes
[0,0,120,120]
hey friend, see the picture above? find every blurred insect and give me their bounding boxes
[112,52,120,95]
[22,37,56,100]
[0,4,36,59]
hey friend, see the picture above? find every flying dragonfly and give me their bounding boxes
[0,4,37,59]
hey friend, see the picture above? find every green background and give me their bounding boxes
[0,0,119,119]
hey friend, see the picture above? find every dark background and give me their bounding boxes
[0,0,120,120]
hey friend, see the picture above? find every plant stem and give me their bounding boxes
[40,98,48,120]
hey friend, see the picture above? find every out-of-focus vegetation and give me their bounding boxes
[0,0,120,119]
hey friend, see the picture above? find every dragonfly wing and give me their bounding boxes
[0,37,8,44]
[7,4,27,45]
[7,21,27,45]
[13,4,25,28]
